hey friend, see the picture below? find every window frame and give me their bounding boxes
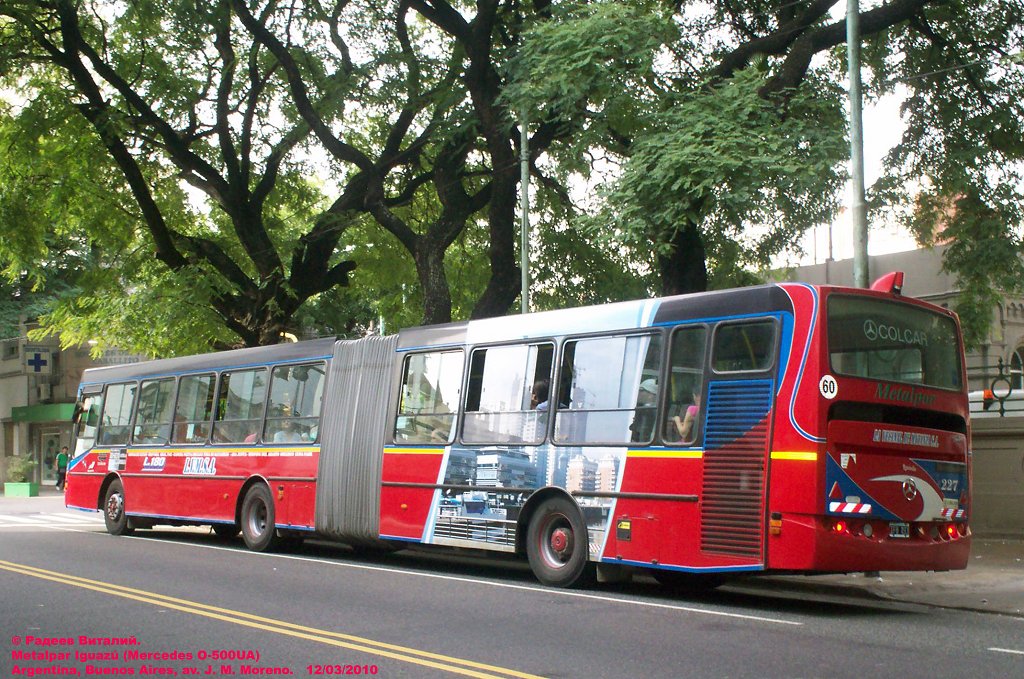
[709,318,779,376]
[212,367,269,445]
[551,330,666,447]
[659,323,710,447]
[262,360,328,444]
[132,376,177,446]
[171,372,218,445]
[393,348,466,445]
[96,381,138,447]
[459,340,556,446]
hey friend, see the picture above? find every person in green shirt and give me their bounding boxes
[55,446,69,491]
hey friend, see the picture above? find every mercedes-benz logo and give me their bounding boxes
[902,478,919,501]
[864,319,878,341]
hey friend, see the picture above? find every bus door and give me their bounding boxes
[699,319,779,565]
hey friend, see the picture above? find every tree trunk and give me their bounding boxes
[657,223,708,297]
[416,242,454,325]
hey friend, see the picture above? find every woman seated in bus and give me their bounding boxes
[273,419,303,443]
[666,390,701,444]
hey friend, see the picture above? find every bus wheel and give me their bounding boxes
[212,523,239,539]
[526,496,595,588]
[103,479,134,537]
[652,570,726,593]
[241,484,280,552]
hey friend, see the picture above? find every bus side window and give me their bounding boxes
[394,351,464,444]
[97,383,137,446]
[712,321,775,373]
[213,368,267,444]
[263,362,326,443]
[74,393,104,454]
[553,333,662,445]
[133,378,176,445]
[172,373,216,444]
[662,326,708,445]
[462,343,553,445]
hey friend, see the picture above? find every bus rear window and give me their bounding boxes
[828,296,962,390]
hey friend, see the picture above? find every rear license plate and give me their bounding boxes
[889,522,910,539]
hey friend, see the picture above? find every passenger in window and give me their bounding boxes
[630,379,659,441]
[274,420,302,443]
[530,380,550,411]
[670,390,701,443]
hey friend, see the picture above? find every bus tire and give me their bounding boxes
[103,479,134,537]
[241,484,280,552]
[526,496,595,588]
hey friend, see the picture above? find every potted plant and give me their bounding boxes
[4,455,39,497]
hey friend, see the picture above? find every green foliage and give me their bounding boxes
[1,0,1022,355]
[603,68,847,276]
[865,0,1024,345]
[5,455,35,483]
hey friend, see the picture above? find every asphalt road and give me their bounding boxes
[2,509,1022,679]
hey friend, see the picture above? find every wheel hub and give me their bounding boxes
[106,493,123,521]
[549,527,572,560]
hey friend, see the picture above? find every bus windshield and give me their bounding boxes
[827,295,962,390]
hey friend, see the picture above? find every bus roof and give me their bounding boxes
[397,284,796,350]
[79,337,338,387]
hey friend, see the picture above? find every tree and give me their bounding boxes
[505,0,1024,340]
[1,0,643,355]
[0,0,357,352]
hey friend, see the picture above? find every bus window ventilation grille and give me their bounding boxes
[700,380,773,559]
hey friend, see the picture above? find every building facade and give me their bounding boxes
[0,323,138,486]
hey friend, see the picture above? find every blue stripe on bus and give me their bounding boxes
[603,558,764,573]
[786,283,826,444]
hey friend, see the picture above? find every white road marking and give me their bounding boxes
[989,647,1024,656]
[0,512,104,529]
[122,533,802,627]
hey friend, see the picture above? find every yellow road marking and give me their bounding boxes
[0,560,544,679]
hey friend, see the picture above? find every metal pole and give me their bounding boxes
[848,0,869,288]
[520,109,531,313]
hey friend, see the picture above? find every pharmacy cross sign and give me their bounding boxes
[25,350,51,374]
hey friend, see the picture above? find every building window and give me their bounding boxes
[1011,348,1024,391]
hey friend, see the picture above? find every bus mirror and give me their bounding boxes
[870,271,904,295]
[72,400,84,424]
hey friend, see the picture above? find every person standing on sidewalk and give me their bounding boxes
[55,446,69,491]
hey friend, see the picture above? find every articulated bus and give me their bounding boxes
[66,273,971,588]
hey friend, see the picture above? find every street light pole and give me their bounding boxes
[520,109,531,314]
[848,0,869,288]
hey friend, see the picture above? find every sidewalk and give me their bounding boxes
[4,488,1022,616]
[738,537,1024,617]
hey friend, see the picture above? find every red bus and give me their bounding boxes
[66,274,971,588]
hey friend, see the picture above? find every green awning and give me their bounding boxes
[11,403,77,423]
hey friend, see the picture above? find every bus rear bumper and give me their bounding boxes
[768,514,972,573]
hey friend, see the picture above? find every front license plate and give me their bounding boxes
[889,522,910,539]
